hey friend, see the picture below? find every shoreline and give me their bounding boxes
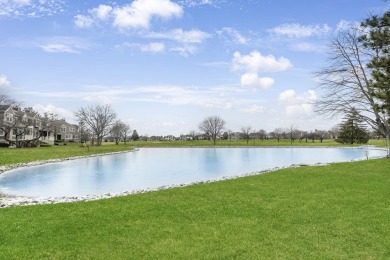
[0,146,387,208]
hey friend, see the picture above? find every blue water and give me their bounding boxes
[0,147,386,198]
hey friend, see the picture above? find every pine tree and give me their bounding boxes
[360,11,390,145]
[131,130,139,141]
[336,109,370,144]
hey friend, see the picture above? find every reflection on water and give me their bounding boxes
[0,147,386,198]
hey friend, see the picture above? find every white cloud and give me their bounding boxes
[113,0,182,29]
[241,104,265,114]
[140,42,166,53]
[171,45,198,56]
[290,42,326,52]
[269,23,331,38]
[33,104,76,122]
[232,51,292,73]
[179,0,217,7]
[240,73,274,90]
[335,20,362,32]
[40,44,81,53]
[231,51,292,89]
[278,89,317,116]
[278,89,317,105]
[217,27,248,45]
[0,75,11,87]
[38,37,89,54]
[147,28,210,43]
[0,0,65,18]
[285,103,313,116]
[75,0,183,30]
[91,4,112,21]
[74,15,94,28]
[145,29,210,56]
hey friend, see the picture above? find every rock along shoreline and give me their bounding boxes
[0,146,387,208]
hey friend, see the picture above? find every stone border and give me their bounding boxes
[0,146,387,208]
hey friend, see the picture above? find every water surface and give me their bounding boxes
[0,147,386,198]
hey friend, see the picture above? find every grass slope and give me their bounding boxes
[1,159,389,259]
[0,143,134,166]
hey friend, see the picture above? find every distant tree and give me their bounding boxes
[258,129,267,141]
[287,125,297,145]
[227,129,233,141]
[189,130,197,140]
[198,116,226,146]
[78,120,92,143]
[75,105,117,146]
[0,94,21,106]
[131,129,140,141]
[336,109,370,144]
[273,128,283,142]
[110,120,131,145]
[330,125,340,139]
[222,131,229,140]
[241,126,252,145]
[308,131,317,143]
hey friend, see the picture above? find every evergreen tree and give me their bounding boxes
[336,109,370,144]
[131,130,139,141]
[360,11,390,154]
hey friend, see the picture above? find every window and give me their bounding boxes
[0,129,4,136]
[60,126,66,132]
[5,113,13,122]
[73,135,79,139]
[70,127,75,132]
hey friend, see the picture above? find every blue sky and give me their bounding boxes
[1,0,389,136]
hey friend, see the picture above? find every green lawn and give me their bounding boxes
[0,143,134,166]
[0,158,389,259]
[0,140,389,258]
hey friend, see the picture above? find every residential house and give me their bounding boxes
[0,105,79,146]
[0,106,46,147]
[51,119,80,142]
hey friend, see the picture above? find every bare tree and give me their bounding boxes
[286,125,298,145]
[315,26,390,156]
[241,126,252,145]
[110,120,131,145]
[189,130,197,140]
[75,105,117,146]
[199,116,226,146]
[273,128,284,142]
[227,129,233,141]
[0,94,21,106]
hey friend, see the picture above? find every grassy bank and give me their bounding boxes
[0,159,389,259]
[0,143,134,166]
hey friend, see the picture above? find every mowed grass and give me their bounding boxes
[0,159,389,259]
[0,143,134,166]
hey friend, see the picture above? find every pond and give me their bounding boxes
[0,147,386,198]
